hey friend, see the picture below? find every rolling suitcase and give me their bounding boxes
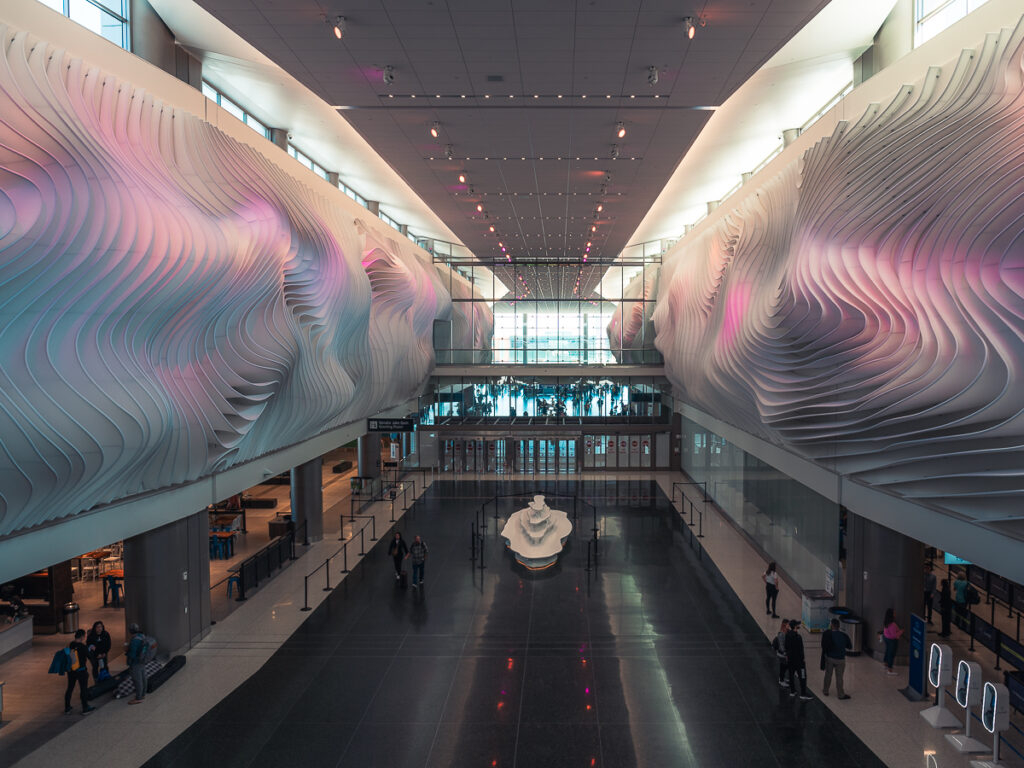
[399,570,408,588]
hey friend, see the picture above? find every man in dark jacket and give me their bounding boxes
[785,620,813,700]
[407,535,428,587]
[821,618,852,699]
[388,532,408,581]
[65,629,95,714]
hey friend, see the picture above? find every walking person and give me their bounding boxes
[821,618,852,699]
[785,620,813,700]
[763,562,780,618]
[388,531,408,581]
[771,618,790,688]
[923,564,937,624]
[86,620,111,682]
[64,629,95,714]
[938,579,952,637]
[881,609,903,676]
[407,535,427,588]
[126,623,149,704]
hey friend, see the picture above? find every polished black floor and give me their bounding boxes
[145,479,884,768]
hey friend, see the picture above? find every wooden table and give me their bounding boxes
[210,514,241,531]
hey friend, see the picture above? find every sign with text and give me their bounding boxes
[368,418,414,432]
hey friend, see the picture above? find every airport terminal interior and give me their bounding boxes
[0,0,1023,766]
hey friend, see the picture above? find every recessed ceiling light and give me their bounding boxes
[458,173,466,183]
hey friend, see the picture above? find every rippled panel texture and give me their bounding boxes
[654,21,1024,520]
[608,268,659,364]
[0,25,457,535]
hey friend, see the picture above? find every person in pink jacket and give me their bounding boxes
[881,608,903,676]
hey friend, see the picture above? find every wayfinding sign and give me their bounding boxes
[368,418,415,432]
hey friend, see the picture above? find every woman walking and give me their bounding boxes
[881,608,903,676]
[763,562,780,618]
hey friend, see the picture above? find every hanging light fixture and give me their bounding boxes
[430,121,440,138]
[458,173,466,184]
[332,16,346,39]
[616,122,626,138]
[683,16,696,39]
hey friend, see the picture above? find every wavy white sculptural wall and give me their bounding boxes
[608,268,659,363]
[0,25,462,536]
[654,20,1024,521]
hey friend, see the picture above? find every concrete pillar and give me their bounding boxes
[358,434,381,479]
[269,128,289,151]
[290,457,323,544]
[123,512,211,657]
[845,512,924,660]
[782,128,802,147]
[401,432,410,461]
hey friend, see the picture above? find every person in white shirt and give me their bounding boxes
[763,562,780,618]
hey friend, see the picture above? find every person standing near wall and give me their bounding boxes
[126,623,149,704]
[923,564,937,624]
[938,579,952,637]
[763,562,780,618]
[821,618,852,699]
[881,609,903,676]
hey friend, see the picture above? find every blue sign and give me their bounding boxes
[908,613,927,697]
[945,553,972,565]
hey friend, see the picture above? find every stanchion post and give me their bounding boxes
[478,531,486,570]
[323,559,332,591]
[301,576,311,611]
[339,514,346,541]
[341,540,349,573]
[470,522,477,561]
[359,525,366,556]
[390,497,396,523]
[371,515,377,540]
[697,508,704,538]
[688,498,695,527]
[585,539,592,573]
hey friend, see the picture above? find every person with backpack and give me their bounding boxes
[407,535,428,588]
[126,623,154,704]
[64,629,95,714]
[771,618,789,688]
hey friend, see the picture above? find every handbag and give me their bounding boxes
[97,656,111,681]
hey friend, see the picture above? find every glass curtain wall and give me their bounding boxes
[432,255,661,365]
[680,416,840,592]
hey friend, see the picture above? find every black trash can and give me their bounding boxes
[62,601,80,634]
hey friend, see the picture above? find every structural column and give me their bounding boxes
[845,512,924,660]
[123,512,211,657]
[358,434,381,479]
[290,457,323,544]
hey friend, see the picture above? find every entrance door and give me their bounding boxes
[557,439,576,473]
[516,439,535,473]
[537,439,556,474]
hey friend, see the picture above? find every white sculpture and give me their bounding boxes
[501,495,573,570]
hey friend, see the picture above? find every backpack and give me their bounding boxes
[143,635,158,663]
[69,646,84,673]
[965,584,981,605]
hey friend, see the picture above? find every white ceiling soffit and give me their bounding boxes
[148,0,464,245]
[628,0,898,245]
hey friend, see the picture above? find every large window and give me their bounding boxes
[201,82,269,140]
[39,0,130,50]
[915,0,989,46]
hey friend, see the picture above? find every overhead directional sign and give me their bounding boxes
[368,418,415,432]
